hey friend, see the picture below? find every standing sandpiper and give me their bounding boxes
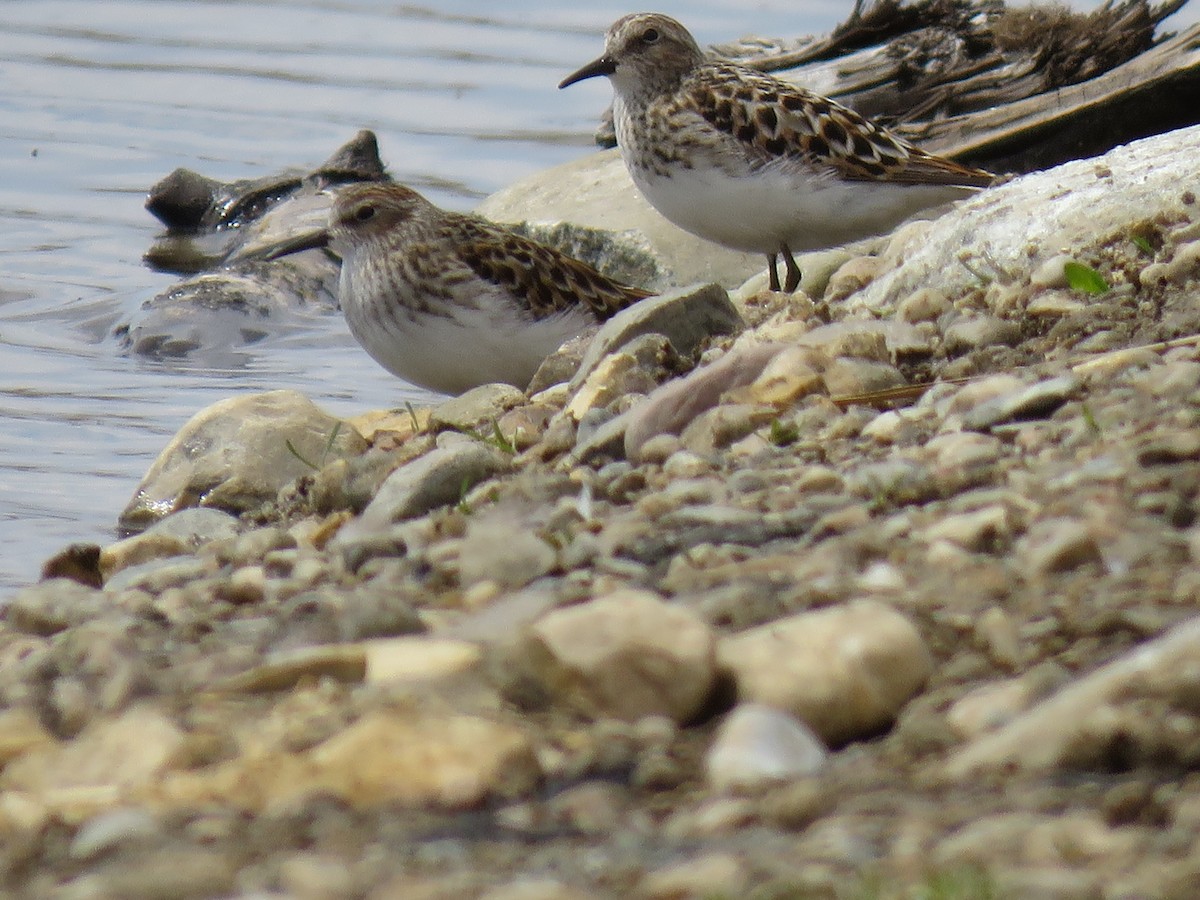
[265,183,651,395]
[560,12,995,292]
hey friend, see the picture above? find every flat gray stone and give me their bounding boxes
[355,440,512,527]
[572,283,743,389]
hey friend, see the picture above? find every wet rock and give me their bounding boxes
[517,590,717,723]
[572,283,742,388]
[706,703,830,792]
[718,600,933,744]
[119,390,367,532]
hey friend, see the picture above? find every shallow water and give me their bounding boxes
[0,0,1188,595]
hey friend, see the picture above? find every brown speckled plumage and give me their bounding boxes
[561,13,996,292]
[265,182,651,394]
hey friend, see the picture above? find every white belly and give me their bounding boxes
[341,270,593,396]
[628,153,972,255]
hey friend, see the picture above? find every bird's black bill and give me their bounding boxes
[260,229,330,261]
[559,55,617,89]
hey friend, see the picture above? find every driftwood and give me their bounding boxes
[594,0,1197,174]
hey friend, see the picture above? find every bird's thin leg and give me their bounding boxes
[781,244,802,292]
[768,254,781,292]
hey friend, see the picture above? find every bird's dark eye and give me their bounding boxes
[641,27,660,44]
[354,204,376,223]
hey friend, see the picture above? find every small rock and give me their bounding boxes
[1017,517,1102,574]
[518,590,717,723]
[70,807,160,860]
[743,345,824,406]
[572,283,742,388]
[365,637,482,684]
[349,440,512,528]
[963,375,1081,431]
[4,579,108,636]
[679,403,776,455]
[897,287,950,323]
[946,617,1200,776]
[639,853,750,900]
[624,343,784,460]
[942,315,1022,355]
[825,255,883,300]
[430,383,526,432]
[820,357,906,397]
[923,505,1010,552]
[1030,253,1076,289]
[705,703,829,792]
[718,600,933,744]
[100,508,240,580]
[457,515,558,589]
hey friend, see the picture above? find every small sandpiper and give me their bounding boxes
[265,183,651,395]
[560,12,995,292]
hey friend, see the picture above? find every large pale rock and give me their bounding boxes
[119,390,367,531]
[946,616,1200,776]
[519,590,717,723]
[475,149,763,289]
[851,125,1200,315]
[151,711,539,811]
[718,600,933,744]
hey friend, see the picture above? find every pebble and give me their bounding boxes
[623,342,783,460]
[705,703,830,791]
[941,315,1022,354]
[348,440,512,529]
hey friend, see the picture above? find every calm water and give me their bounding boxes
[0,1,1189,594]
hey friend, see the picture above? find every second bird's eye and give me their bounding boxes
[641,27,659,44]
[354,204,376,223]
